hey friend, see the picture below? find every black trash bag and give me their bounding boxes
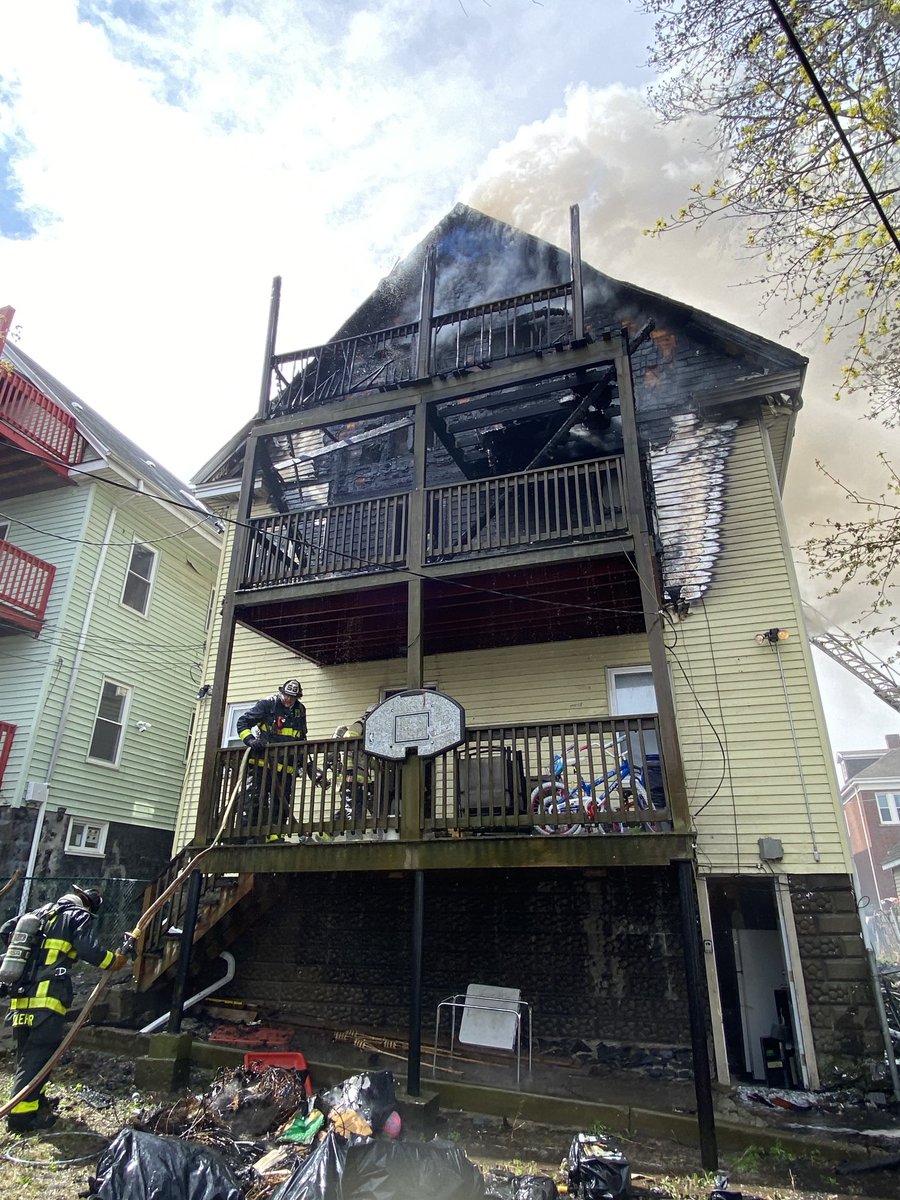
[484,1171,557,1200]
[567,1132,631,1199]
[271,1132,487,1200]
[317,1070,397,1133]
[514,1177,558,1200]
[483,1168,517,1200]
[86,1128,244,1200]
[270,1130,350,1200]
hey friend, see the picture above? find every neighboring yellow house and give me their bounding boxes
[166,207,879,1118]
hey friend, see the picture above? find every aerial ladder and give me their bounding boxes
[806,623,900,714]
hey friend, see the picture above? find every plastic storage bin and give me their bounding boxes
[243,1050,313,1096]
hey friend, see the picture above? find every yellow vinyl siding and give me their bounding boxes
[670,418,848,873]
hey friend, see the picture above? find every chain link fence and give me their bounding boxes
[10,875,150,945]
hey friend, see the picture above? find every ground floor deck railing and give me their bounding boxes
[205,715,670,844]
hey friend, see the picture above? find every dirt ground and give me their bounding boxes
[1,1044,899,1200]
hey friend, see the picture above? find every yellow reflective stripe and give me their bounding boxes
[10,995,68,1015]
[239,731,252,741]
[11,1099,40,1114]
[100,950,115,969]
[281,728,303,738]
[44,937,74,954]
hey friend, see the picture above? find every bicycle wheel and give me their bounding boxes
[530,781,584,836]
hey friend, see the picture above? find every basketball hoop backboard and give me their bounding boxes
[364,690,465,760]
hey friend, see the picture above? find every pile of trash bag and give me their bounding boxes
[88,1065,635,1200]
[567,1131,631,1199]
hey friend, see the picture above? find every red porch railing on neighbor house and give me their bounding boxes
[0,369,87,465]
[0,540,56,633]
[0,722,15,788]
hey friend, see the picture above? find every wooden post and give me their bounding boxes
[257,276,282,420]
[615,338,691,831]
[195,433,261,842]
[408,869,425,1095]
[569,205,585,344]
[415,245,436,379]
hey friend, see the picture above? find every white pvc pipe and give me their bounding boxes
[139,950,235,1034]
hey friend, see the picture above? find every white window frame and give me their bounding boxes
[223,701,256,748]
[875,792,900,824]
[65,817,109,857]
[121,541,158,617]
[87,678,132,767]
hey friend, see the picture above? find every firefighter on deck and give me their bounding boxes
[237,678,308,833]
[1,885,129,1133]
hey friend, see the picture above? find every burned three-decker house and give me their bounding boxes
[141,205,880,1138]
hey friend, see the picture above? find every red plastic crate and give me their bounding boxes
[243,1050,313,1096]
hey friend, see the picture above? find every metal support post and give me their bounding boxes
[408,869,425,1096]
[676,859,718,1170]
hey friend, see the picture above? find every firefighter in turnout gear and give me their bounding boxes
[237,678,308,836]
[1,885,128,1133]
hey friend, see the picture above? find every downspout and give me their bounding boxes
[20,503,121,914]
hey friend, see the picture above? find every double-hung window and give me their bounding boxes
[876,793,900,824]
[88,679,131,765]
[122,542,157,615]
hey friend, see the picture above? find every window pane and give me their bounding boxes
[612,670,657,714]
[97,682,127,723]
[89,718,122,762]
[70,823,85,847]
[130,544,155,580]
[85,826,101,848]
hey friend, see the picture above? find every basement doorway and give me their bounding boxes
[706,876,804,1088]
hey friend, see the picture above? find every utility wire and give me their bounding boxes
[765,0,900,253]
[6,440,649,620]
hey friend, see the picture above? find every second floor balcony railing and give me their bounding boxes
[0,370,87,465]
[204,714,671,844]
[0,539,56,633]
[241,454,627,589]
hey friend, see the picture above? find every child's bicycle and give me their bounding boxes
[530,738,663,836]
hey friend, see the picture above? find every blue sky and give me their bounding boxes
[1,0,892,749]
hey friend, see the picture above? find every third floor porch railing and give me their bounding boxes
[0,369,88,466]
[240,454,627,590]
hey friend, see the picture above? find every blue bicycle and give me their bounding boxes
[530,739,663,836]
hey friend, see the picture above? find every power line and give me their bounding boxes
[765,0,900,253]
[7,439,649,620]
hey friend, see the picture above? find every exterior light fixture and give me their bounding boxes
[755,628,790,645]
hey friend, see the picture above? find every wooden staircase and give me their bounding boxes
[135,848,257,992]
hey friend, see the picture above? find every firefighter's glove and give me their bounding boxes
[122,933,138,962]
[246,737,264,752]
[0,982,8,999]
[110,953,130,972]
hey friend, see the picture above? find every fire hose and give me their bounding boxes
[0,870,22,904]
[0,747,251,1123]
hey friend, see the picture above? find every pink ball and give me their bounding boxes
[382,1110,402,1139]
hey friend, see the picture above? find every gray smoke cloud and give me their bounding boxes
[465,82,896,745]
